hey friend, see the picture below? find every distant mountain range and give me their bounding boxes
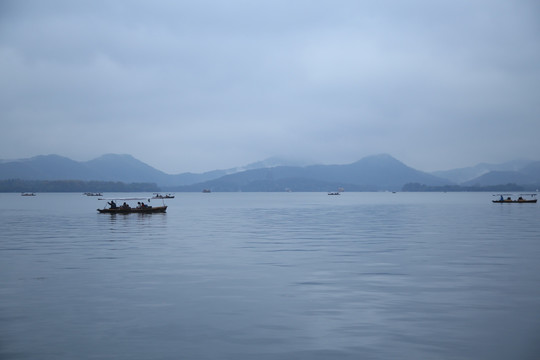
[0,154,228,187]
[170,154,450,192]
[431,159,534,183]
[1,153,539,191]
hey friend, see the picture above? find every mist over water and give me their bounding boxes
[1,192,540,359]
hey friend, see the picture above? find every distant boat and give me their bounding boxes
[328,192,340,195]
[202,189,211,193]
[21,192,36,196]
[152,193,175,199]
[492,193,537,203]
[84,192,102,196]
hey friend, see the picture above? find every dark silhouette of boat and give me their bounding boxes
[84,192,102,196]
[152,193,175,199]
[97,205,167,214]
[492,193,537,203]
[97,198,167,214]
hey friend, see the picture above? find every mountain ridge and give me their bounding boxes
[431,159,534,183]
[169,154,451,192]
[1,153,538,191]
[459,161,540,186]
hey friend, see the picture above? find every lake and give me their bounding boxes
[1,192,539,359]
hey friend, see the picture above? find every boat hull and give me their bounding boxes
[97,206,167,214]
[492,200,537,203]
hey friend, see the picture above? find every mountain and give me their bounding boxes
[164,157,308,186]
[0,154,310,187]
[2,153,537,191]
[0,154,159,184]
[171,154,451,192]
[0,154,169,184]
[521,161,540,180]
[84,154,171,184]
[461,160,540,186]
[432,159,533,184]
[240,156,312,171]
[0,154,97,181]
[461,171,537,186]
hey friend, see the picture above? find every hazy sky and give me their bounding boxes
[1,0,539,174]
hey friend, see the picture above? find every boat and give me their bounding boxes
[97,205,167,214]
[202,189,211,193]
[328,192,341,195]
[84,192,103,196]
[152,193,175,199]
[97,198,167,214]
[21,192,36,196]
[492,194,537,203]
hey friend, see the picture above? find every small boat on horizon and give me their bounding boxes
[84,192,102,196]
[152,193,175,199]
[21,192,36,196]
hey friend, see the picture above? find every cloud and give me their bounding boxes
[1,0,539,173]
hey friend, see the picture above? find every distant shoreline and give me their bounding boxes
[1,179,536,193]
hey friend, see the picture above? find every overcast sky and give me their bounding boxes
[1,0,539,174]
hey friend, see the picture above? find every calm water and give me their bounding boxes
[1,192,540,359]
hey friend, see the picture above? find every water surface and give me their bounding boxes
[1,192,539,359]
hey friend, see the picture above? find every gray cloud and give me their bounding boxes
[1,0,539,173]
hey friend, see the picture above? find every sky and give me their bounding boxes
[1,0,539,174]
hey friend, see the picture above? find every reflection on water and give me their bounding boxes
[1,192,540,359]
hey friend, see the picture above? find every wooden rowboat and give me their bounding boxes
[97,197,167,214]
[97,205,167,214]
[492,193,537,203]
[492,199,537,203]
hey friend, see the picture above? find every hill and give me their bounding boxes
[461,161,540,187]
[432,159,533,183]
[171,154,451,192]
[521,161,540,180]
[0,154,171,184]
[0,154,300,187]
[3,153,538,192]
[0,154,97,181]
[84,154,171,184]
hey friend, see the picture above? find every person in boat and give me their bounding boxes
[121,202,130,209]
[518,196,524,201]
[108,200,117,209]
[500,195,503,201]
[137,202,148,209]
